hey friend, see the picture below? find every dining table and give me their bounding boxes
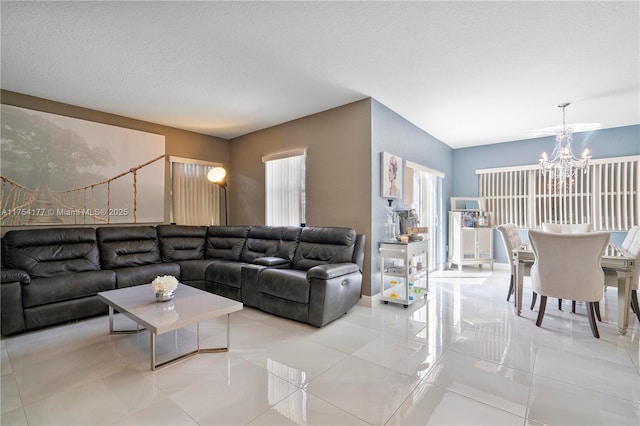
[513,242,636,335]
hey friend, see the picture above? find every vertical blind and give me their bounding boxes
[170,159,221,225]
[478,156,640,231]
[263,150,306,226]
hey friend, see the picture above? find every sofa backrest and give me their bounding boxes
[352,234,366,272]
[239,226,302,264]
[157,225,207,262]
[97,226,161,269]
[239,226,283,262]
[292,226,356,271]
[278,227,303,263]
[206,226,250,261]
[3,228,101,278]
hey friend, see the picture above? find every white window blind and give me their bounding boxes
[263,150,306,226]
[478,156,640,231]
[170,157,221,225]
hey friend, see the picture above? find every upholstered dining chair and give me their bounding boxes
[604,225,640,323]
[529,230,610,338]
[542,222,592,233]
[540,222,594,311]
[497,224,530,301]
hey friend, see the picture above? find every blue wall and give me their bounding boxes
[370,99,454,294]
[453,125,640,262]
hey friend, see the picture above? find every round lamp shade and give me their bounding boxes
[207,167,227,183]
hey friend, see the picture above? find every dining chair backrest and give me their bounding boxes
[621,226,640,254]
[542,222,592,233]
[619,225,640,290]
[529,230,609,302]
[497,224,521,275]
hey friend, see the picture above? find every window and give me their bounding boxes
[170,157,222,225]
[478,156,640,231]
[263,149,306,226]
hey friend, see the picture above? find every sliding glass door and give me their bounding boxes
[406,162,444,271]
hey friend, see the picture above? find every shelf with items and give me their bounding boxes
[379,239,429,308]
[447,210,494,271]
[458,210,493,229]
[382,281,427,305]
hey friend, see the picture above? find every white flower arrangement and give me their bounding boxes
[151,275,179,294]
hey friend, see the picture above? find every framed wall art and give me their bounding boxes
[381,151,403,199]
[0,104,166,226]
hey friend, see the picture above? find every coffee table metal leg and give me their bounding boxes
[199,313,231,353]
[151,332,158,370]
[151,313,232,371]
[109,306,114,332]
[107,306,144,334]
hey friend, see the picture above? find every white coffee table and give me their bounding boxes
[97,283,243,370]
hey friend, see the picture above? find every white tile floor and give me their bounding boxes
[1,268,639,425]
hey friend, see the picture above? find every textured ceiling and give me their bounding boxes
[1,1,638,148]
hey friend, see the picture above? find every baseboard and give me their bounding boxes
[359,265,509,307]
[358,293,380,308]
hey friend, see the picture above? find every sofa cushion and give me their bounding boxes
[3,228,101,278]
[97,226,161,269]
[22,270,116,308]
[112,263,180,289]
[176,259,219,282]
[258,269,310,304]
[206,226,249,261]
[24,296,108,331]
[205,260,248,289]
[292,227,356,271]
[157,225,207,261]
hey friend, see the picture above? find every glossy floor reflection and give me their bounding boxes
[1,268,638,425]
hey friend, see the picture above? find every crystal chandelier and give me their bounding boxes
[539,103,591,179]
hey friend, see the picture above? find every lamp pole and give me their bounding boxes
[207,166,228,226]
[220,182,228,226]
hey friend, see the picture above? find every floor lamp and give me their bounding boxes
[207,166,228,225]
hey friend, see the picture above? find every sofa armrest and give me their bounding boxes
[1,269,31,286]
[307,263,362,327]
[1,269,28,335]
[252,256,289,267]
[307,263,359,280]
